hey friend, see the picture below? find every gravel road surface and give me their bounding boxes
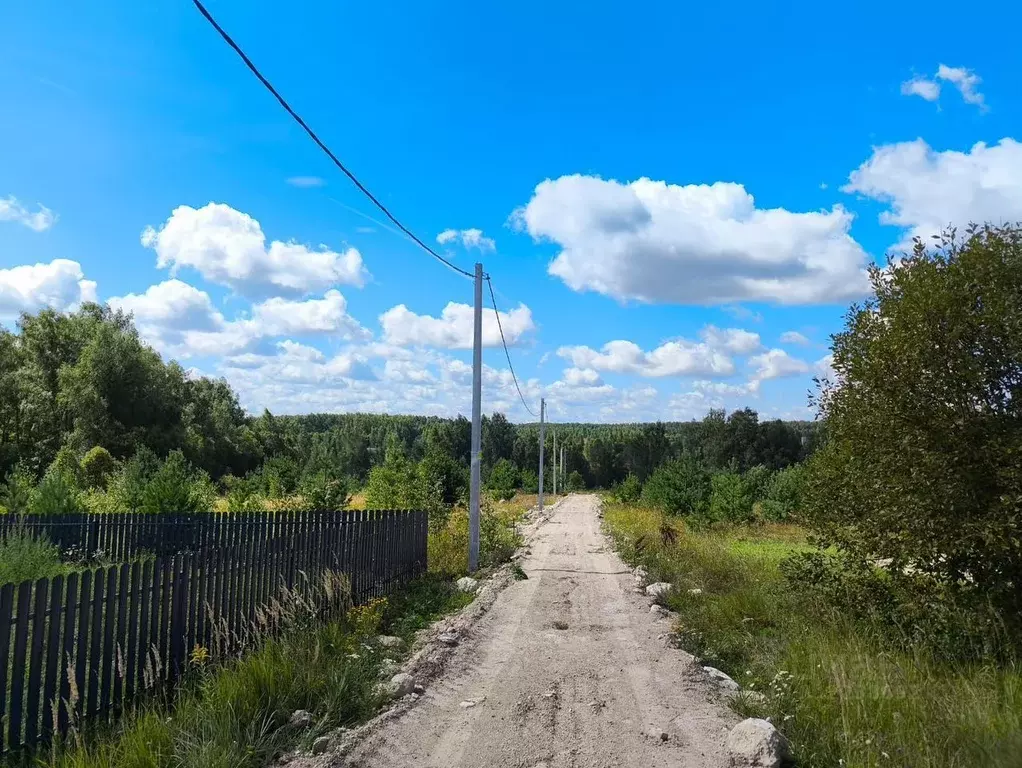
[341,494,734,768]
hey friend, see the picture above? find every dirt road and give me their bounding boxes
[343,494,735,768]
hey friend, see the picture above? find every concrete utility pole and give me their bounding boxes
[561,446,565,491]
[538,398,546,512]
[468,262,483,572]
[552,429,557,496]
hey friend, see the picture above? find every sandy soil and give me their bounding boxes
[325,494,736,768]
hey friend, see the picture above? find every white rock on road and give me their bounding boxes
[389,673,417,697]
[456,576,479,594]
[703,666,741,692]
[644,582,673,601]
[726,717,791,767]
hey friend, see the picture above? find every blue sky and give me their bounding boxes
[3,0,1021,422]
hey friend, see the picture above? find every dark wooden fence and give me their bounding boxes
[0,509,428,755]
[0,509,397,562]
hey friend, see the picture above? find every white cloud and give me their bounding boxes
[557,338,734,378]
[0,259,96,316]
[692,379,757,397]
[936,64,986,110]
[722,304,763,323]
[780,330,811,346]
[251,290,369,340]
[0,196,57,232]
[748,348,810,383]
[286,176,326,188]
[901,65,986,110]
[515,174,871,305]
[901,76,941,102]
[141,203,369,297]
[380,301,535,349]
[436,228,495,251]
[844,138,1022,248]
[110,280,368,358]
[700,325,762,355]
[562,367,604,387]
[814,353,836,381]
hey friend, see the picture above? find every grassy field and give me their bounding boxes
[602,502,1022,768]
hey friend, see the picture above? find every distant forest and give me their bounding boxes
[0,304,820,498]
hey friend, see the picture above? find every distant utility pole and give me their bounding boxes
[468,262,483,572]
[538,398,546,512]
[552,429,557,496]
[561,446,565,491]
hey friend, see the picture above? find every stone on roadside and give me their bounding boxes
[456,576,479,594]
[437,632,460,646]
[726,718,791,767]
[377,658,400,679]
[413,683,426,694]
[311,736,331,755]
[645,582,673,602]
[633,566,649,587]
[703,666,740,691]
[459,700,477,708]
[375,635,404,650]
[389,672,416,697]
[650,604,670,617]
[289,709,312,728]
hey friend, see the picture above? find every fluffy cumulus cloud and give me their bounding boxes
[0,259,97,316]
[436,228,496,251]
[558,338,734,378]
[699,325,761,354]
[109,280,367,359]
[748,348,810,384]
[514,174,871,305]
[141,203,368,297]
[780,330,810,346]
[379,301,535,349]
[562,367,604,387]
[845,138,1022,248]
[0,196,57,232]
[901,76,941,102]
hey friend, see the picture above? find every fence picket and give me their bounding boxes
[0,584,15,751]
[25,577,49,746]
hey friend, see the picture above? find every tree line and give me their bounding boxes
[0,303,818,516]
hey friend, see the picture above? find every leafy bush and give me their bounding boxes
[487,459,519,502]
[106,446,160,512]
[565,470,586,492]
[804,225,1022,616]
[519,468,538,493]
[418,449,467,507]
[612,473,642,503]
[300,471,351,511]
[140,450,206,514]
[223,472,266,513]
[0,467,34,515]
[30,470,84,515]
[641,455,710,516]
[0,528,67,584]
[363,452,421,509]
[765,463,804,518]
[742,464,773,502]
[262,455,300,498]
[80,446,116,490]
[708,471,753,523]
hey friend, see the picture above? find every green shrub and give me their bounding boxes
[519,468,539,493]
[641,456,710,515]
[765,463,804,518]
[610,473,642,503]
[565,470,586,492]
[0,467,33,515]
[105,446,160,512]
[804,225,1022,616]
[742,464,773,502]
[0,528,67,584]
[487,459,519,502]
[30,470,84,516]
[223,473,266,513]
[140,450,206,514]
[709,471,753,523]
[300,471,351,511]
[418,450,467,507]
[80,446,116,490]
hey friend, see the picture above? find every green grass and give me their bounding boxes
[603,502,1022,768]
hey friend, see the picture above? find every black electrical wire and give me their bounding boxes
[486,276,538,418]
[192,0,474,279]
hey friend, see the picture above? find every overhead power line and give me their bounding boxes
[191,0,475,280]
[486,276,537,419]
